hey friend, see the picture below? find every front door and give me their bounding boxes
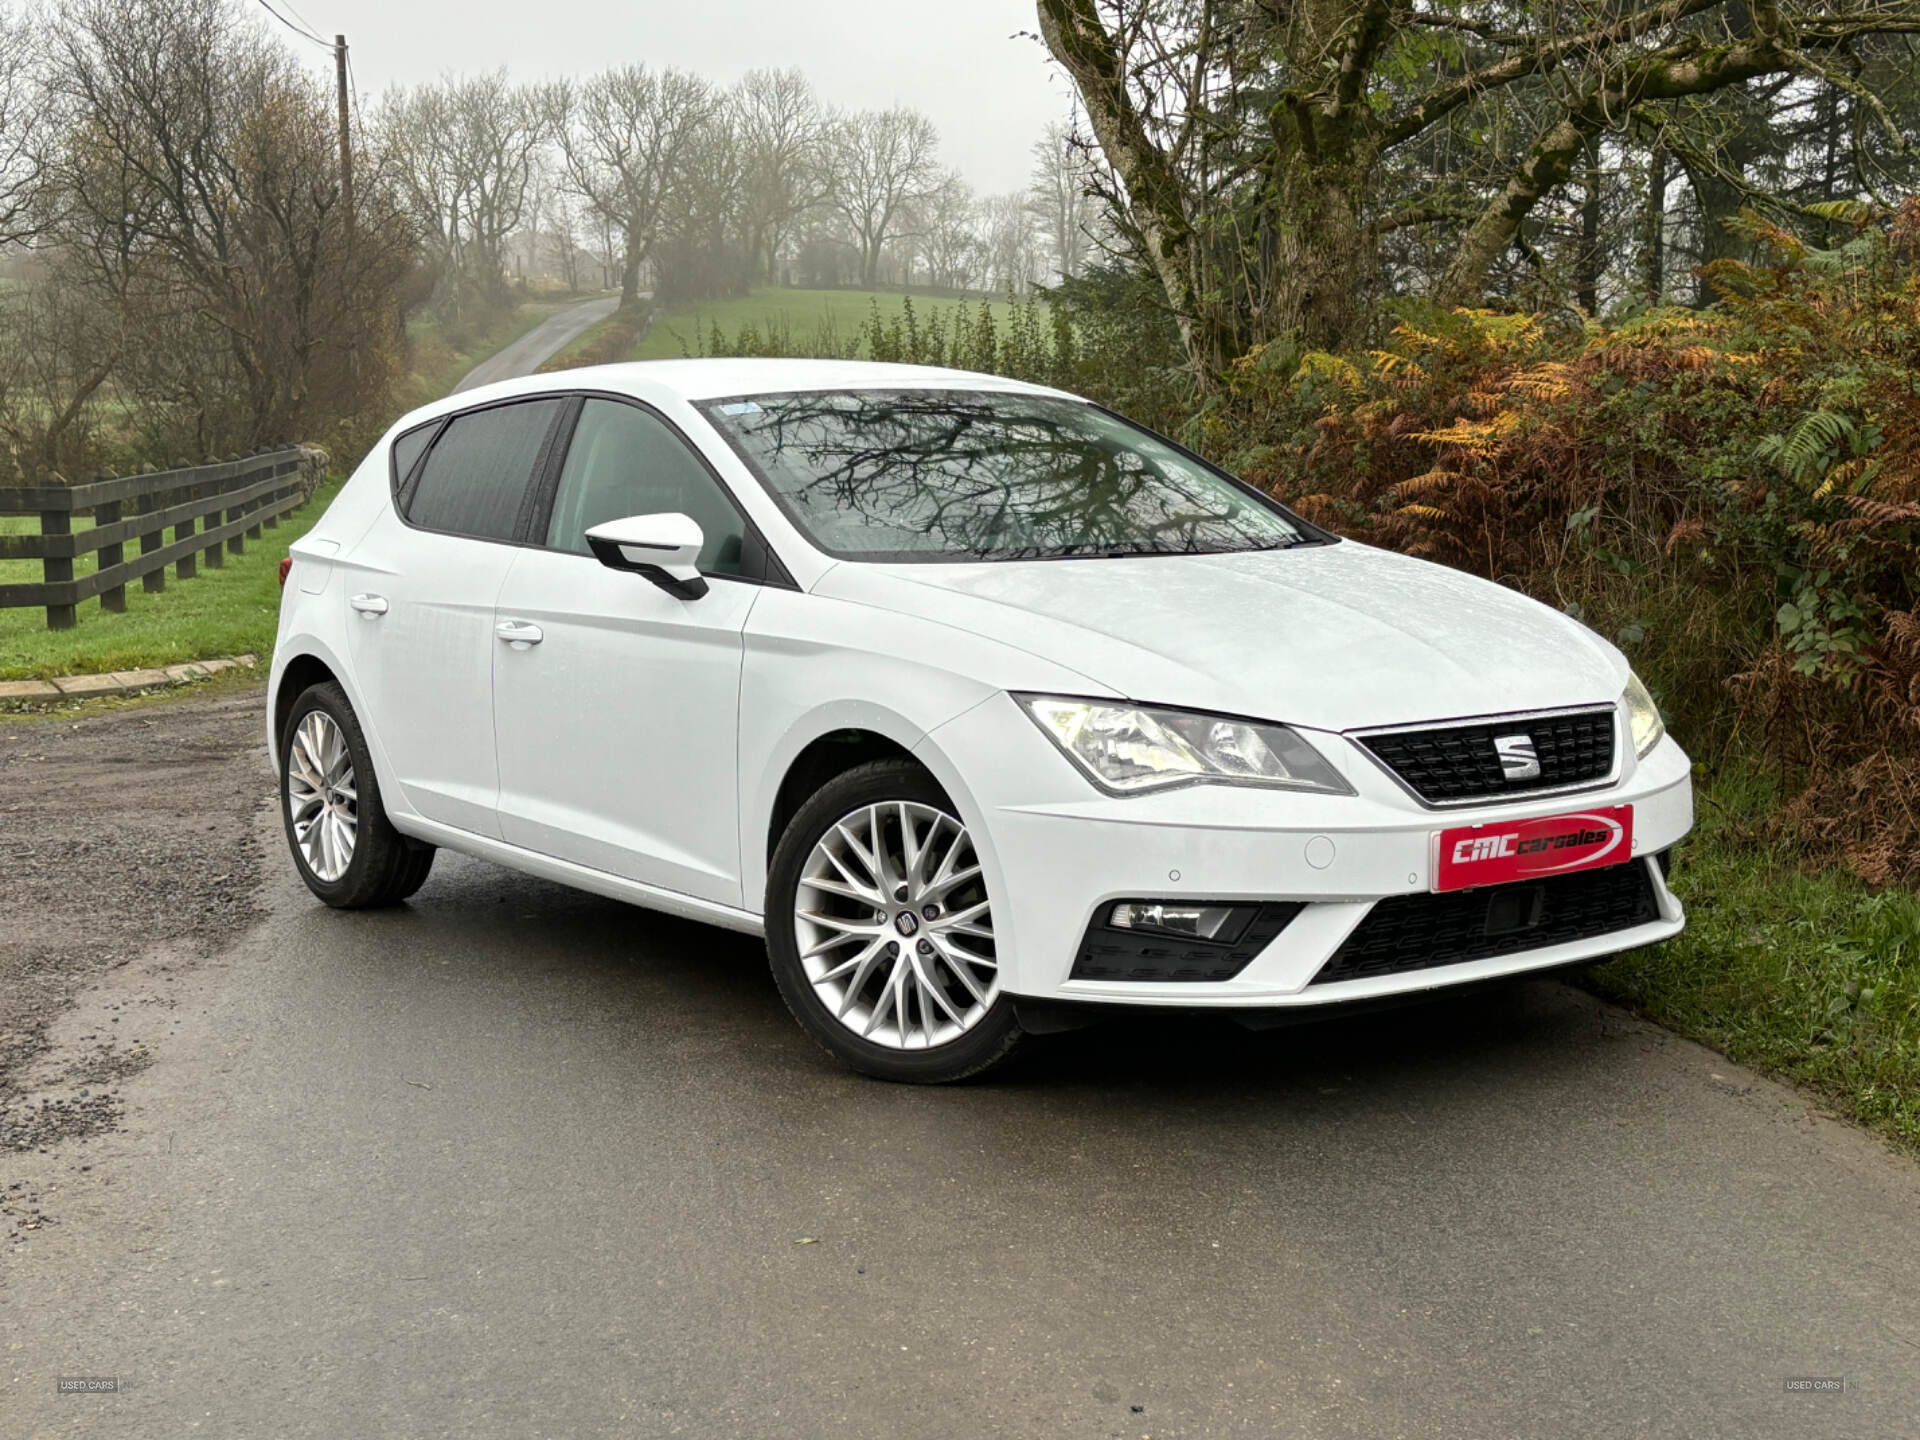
[491,396,760,905]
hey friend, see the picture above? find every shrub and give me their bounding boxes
[1218,202,1920,882]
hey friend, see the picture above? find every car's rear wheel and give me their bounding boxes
[766,759,1020,1083]
[280,681,435,908]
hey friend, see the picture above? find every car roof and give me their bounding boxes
[422,357,1076,422]
[587,357,1070,401]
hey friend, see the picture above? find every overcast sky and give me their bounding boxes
[276,0,1071,195]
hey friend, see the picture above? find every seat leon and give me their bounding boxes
[269,359,1692,1082]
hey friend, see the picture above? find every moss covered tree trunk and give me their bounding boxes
[1040,0,1907,381]
[1263,140,1377,358]
[1038,0,1387,376]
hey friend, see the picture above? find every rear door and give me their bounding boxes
[344,396,567,837]
[491,395,764,904]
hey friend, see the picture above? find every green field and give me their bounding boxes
[0,477,344,681]
[547,288,1029,368]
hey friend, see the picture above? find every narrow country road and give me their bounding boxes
[453,295,623,393]
[4,689,1919,1438]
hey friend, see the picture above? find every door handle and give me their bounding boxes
[349,593,388,618]
[495,620,543,650]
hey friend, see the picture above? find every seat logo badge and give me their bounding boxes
[894,912,920,937]
[1494,733,1541,781]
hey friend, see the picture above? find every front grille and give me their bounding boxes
[1310,860,1658,986]
[1071,902,1304,983]
[1357,707,1616,804]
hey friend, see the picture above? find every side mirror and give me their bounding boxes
[584,513,709,600]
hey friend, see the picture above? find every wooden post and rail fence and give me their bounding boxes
[0,449,311,631]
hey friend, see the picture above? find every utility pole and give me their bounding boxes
[336,33,359,388]
[334,34,354,248]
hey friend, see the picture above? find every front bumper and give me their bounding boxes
[918,692,1693,1009]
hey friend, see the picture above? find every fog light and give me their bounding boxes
[1108,902,1237,940]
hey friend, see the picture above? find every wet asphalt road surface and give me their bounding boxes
[5,691,1920,1438]
[453,296,622,393]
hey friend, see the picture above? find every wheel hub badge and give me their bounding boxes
[894,911,920,937]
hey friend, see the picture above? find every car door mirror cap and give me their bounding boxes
[584,513,710,600]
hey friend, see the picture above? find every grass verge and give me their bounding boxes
[0,476,344,680]
[538,303,653,373]
[1587,770,1920,1152]
[0,660,267,718]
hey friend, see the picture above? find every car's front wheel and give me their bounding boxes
[279,681,435,909]
[766,759,1020,1083]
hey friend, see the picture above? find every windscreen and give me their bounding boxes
[698,388,1305,562]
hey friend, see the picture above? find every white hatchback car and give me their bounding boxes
[271,359,1692,1081]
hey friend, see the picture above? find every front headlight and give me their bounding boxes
[1624,672,1665,758]
[1016,695,1353,796]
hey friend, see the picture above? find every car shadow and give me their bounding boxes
[345,850,1624,1112]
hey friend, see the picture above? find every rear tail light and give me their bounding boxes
[278,557,293,589]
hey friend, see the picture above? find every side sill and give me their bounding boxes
[395,816,767,938]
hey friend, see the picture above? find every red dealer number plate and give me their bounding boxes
[1433,806,1634,893]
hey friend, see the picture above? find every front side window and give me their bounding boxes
[404,398,566,542]
[697,388,1306,562]
[389,420,439,492]
[545,398,745,575]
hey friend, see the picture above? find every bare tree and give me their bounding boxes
[0,257,121,475]
[825,107,941,288]
[446,74,547,294]
[736,68,830,284]
[0,4,46,245]
[542,182,587,292]
[378,72,546,310]
[979,191,1043,294]
[546,65,715,309]
[586,206,621,291]
[655,95,749,300]
[41,0,413,455]
[918,174,985,291]
[377,83,461,276]
[1026,121,1094,283]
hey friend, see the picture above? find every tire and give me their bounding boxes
[766,758,1021,1083]
[279,681,436,909]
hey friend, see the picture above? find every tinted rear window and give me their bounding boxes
[405,399,565,542]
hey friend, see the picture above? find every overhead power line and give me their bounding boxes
[276,0,326,38]
[251,0,331,49]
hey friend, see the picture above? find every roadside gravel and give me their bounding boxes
[0,684,270,1157]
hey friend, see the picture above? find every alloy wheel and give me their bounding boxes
[793,800,999,1050]
[286,710,358,883]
